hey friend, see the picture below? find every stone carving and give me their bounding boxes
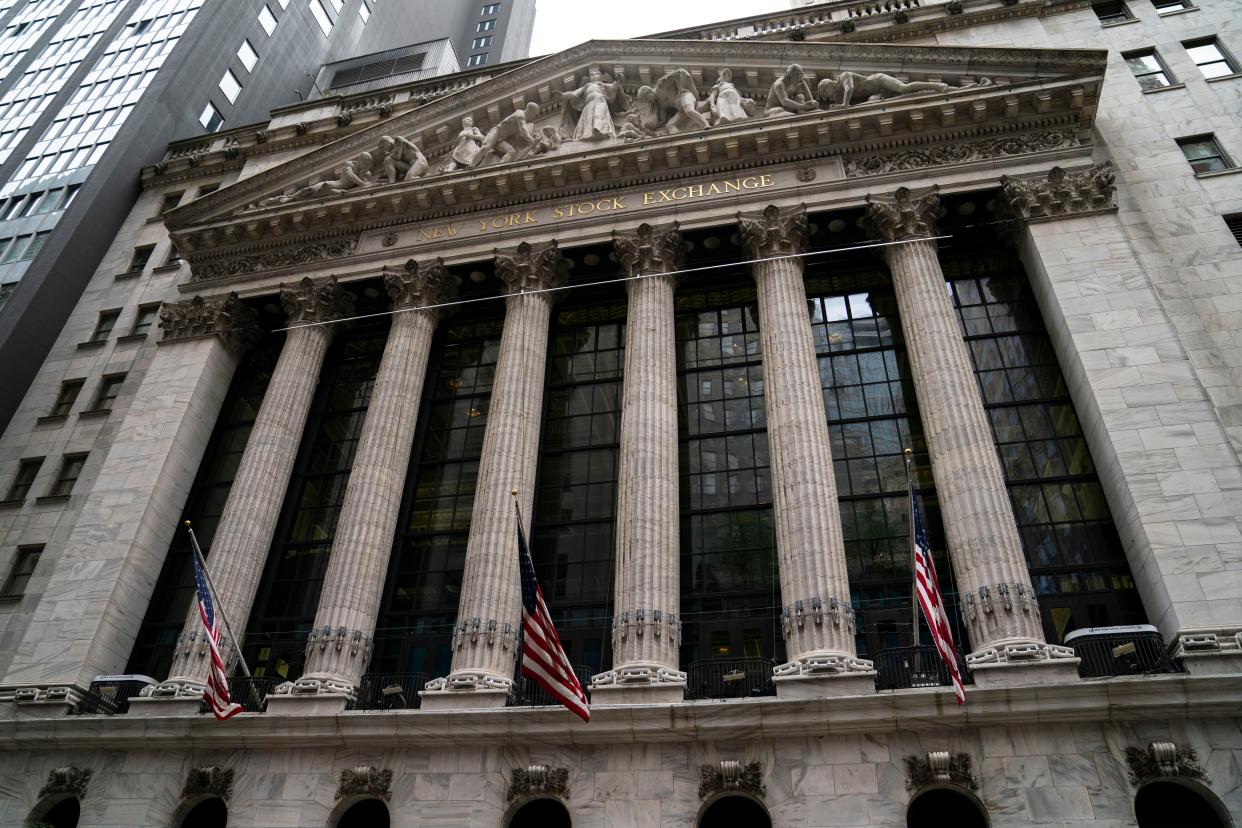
[844,131,1079,177]
[495,240,569,295]
[384,257,457,310]
[441,116,485,171]
[252,133,426,208]
[296,121,311,135]
[765,64,818,117]
[507,765,570,801]
[281,276,355,325]
[222,138,241,160]
[182,766,234,801]
[473,102,543,167]
[905,752,978,791]
[796,166,816,182]
[613,221,684,278]
[816,72,991,108]
[191,238,357,282]
[39,766,91,800]
[698,761,765,800]
[335,766,392,802]
[159,293,259,356]
[709,68,757,126]
[1126,742,1209,786]
[254,128,269,144]
[863,185,941,241]
[380,135,429,182]
[381,232,398,247]
[337,111,353,127]
[559,67,630,141]
[999,161,1116,220]
[620,68,711,139]
[736,203,808,256]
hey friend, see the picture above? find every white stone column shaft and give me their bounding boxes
[738,205,873,692]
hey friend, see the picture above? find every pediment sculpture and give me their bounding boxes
[244,62,1003,210]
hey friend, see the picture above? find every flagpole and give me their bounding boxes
[184,520,252,679]
[904,448,920,650]
[510,490,527,699]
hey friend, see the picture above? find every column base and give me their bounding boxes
[418,687,510,711]
[265,693,350,715]
[774,671,877,699]
[590,682,685,705]
[127,696,204,717]
[967,641,1081,688]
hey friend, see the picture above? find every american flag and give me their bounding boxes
[518,519,590,721]
[911,487,966,705]
[191,547,242,720]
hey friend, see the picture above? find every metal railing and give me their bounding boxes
[874,646,970,691]
[75,678,155,715]
[685,657,776,700]
[198,676,280,714]
[512,666,594,707]
[352,672,428,711]
[1069,630,1182,678]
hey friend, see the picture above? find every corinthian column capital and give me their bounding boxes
[280,276,355,325]
[998,161,1117,222]
[613,221,684,278]
[863,186,941,242]
[494,240,569,295]
[158,293,259,357]
[736,204,808,257]
[383,258,458,313]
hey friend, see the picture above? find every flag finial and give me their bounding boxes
[183,519,192,528]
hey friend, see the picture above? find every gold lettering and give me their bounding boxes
[579,202,595,215]
[741,177,759,189]
[477,220,489,233]
[707,183,722,195]
[724,180,741,192]
[417,228,434,241]
[672,187,689,200]
[446,223,462,237]
[612,197,625,209]
[688,184,704,198]
[553,206,565,219]
[760,174,774,187]
[643,192,655,205]
[504,214,521,226]
[525,211,538,223]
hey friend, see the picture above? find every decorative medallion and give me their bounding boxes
[796,167,816,183]
[699,761,765,800]
[39,766,91,800]
[335,766,393,802]
[1125,742,1209,786]
[182,766,234,801]
[905,752,978,791]
[507,765,570,801]
[381,232,398,247]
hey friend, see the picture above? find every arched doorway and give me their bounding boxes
[698,795,772,828]
[28,796,80,828]
[907,787,988,828]
[508,797,571,828]
[178,797,227,828]
[335,798,390,828]
[1135,781,1231,828]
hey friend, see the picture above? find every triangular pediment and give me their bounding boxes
[166,38,1106,274]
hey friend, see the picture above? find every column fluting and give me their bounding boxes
[157,277,354,694]
[737,205,873,683]
[864,186,1066,665]
[592,223,686,696]
[295,261,456,695]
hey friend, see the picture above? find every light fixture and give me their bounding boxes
[828,219,846,233]
[469,270,487,283]
[447,377,464,390]
[583,253,600,266]
[468,407,482,418]
[957,201,976,216]
[703,236,721,249]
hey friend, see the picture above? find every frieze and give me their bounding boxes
[1125,742,1209,786]
[843,130,1079,177]
[905,752,978,791]
[699,761,766,800]
[182,766,234,801]
[335,766,392,802]
[190,239,357,282]
[507,765,570,801]
[39,766,91,800]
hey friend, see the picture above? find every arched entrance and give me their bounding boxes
[27,796,80,828]
[1135,780,1231,828]
[907,787,989,828]
[177,797,228,828]
[334,798,390,828]
[698,794,772,828]
[507,797,571,828]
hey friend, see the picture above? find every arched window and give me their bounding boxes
[699,795,772,828]
[1135,781,1230,828]
[335,798,389,828]
[178,797,227,828]
[508,798,571,828]
[28,796,80,828]
[907,787,988,828]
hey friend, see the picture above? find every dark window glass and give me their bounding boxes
[1226,213,1242,248]
[158,191,181,215]
[89,309,120,342]
[1183,37,1239,78]
[2,546,42,596]
[1092,0,1132,21]
[50,379,84,417]
[48,453,87,497]
[20,230,48,261]
[92,373,125,411]
[128,245,154,272]
[1124,49,1176,90]
[1152,0,1190,10]
[15,190,42,217]
[1177,134,1233,173]
[5,458,43,501]
[130,303,160,336]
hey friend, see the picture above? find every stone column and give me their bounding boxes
[421,241,567,710]
[737,205,874,698]
[591,223,687,704]
[144,277,354,708]
[267,262,455,714]
[864,186,1077,687]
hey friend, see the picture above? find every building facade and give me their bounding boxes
[0,0,1240,826]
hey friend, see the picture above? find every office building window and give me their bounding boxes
[1152,0,1191,11]
[1226,214,1242,248]
[129,304,159,337]
[158,192,182,215]
[310,0,331,35]
[198,183,220,196]
[477,18,496,32]
[258,4,277,35]
[128,245,154,273]
[1183,38,1239,78]
[467,53,488,67]
[472,35,492,48]
[1123,49,1176,90]
[1,546,42,597]
[482,3,501,13]
[47,453,87,497]
[358,0,372,22]
[1177,135,1234,173]
[219,68,241,103]
[91,374,125,411]
[5,458,43,501]
[0,234,29,263]
[19,231,48,261]
[49,380,84,417]
[16,190,42,217]
[88,309,120,343]
[237,39,258,72]
[1092,0,1133,22]
[199,102,223,132]
[59,185,81,210]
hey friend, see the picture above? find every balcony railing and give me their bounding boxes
[1066,627,1182,678]
[75,677,155,715]
[685,657,776,700]
[511,666,594,708]
[874,645,971,691]
[352,672,428,711]
[198,676,280,714]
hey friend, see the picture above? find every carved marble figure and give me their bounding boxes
[765,64,818,117]
[709,68,755,126]
[442,116,484,171]
[816,72,993,108]
[471,102,542,167]
[253,144,387,207]
[559,67,630,141]
[380,135,429,182]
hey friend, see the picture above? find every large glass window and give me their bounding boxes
[1183,37,1239,79]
